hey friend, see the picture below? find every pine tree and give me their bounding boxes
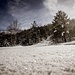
[31,21,38,43]
[52,10,70,43]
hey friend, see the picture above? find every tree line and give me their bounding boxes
[0,10,75,47]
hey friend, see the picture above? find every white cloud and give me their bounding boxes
[8,0,30,16]
[43,0,58,15]
[7,0,53,29]
[7,0,75,29]
[43,0,75,19]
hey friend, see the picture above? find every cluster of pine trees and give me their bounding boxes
[17,21,52,46]
[0,10,75,47]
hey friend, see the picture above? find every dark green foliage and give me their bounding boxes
[1,11,75,47]
[16,22,52,46]
[51,10,70,43]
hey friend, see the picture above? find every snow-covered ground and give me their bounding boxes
[0,44,75,75]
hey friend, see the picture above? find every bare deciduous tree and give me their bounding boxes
[7,20,21,46]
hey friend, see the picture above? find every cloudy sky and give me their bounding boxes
[0,0,75,30]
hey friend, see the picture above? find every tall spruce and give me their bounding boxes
[52,10,70,43]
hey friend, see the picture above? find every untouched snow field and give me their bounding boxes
[0,45,75,75]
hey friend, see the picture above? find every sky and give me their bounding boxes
[0,0,75,30]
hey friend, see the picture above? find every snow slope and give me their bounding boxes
[0,45,75,75]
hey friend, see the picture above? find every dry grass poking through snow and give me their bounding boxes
[0,45,75,75]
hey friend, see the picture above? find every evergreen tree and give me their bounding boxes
[52,10,70,43]
[31,21,38,43]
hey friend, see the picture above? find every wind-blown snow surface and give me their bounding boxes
[0,45,75,75]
